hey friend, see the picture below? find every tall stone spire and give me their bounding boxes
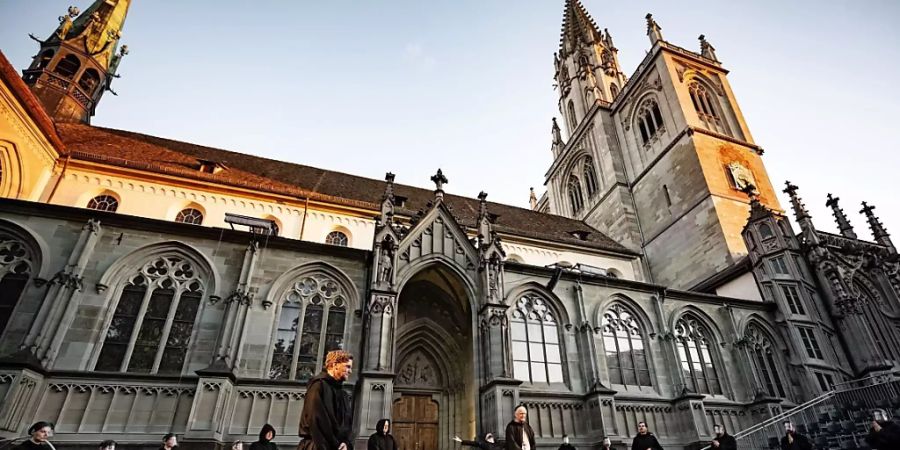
[558,0,603,58]
[784,181,818,244]
[23,0,132,123]
[645,13,664,45]
[860,202,895,253]
[825,194,857,239]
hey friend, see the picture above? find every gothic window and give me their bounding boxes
[814,372,835,392]
[510,294,564,384]
[636,98,664,146]
[758,223,774,240]
[325,231,349,247]
[77,69,101,93]
[95,256,204,374]
[602,304,652,386]
[583,159,599,197]
[857,282,900,363]
[37,50,54,70]
[269,275,348,380]
[0,235,33,336]
[175,208,204,225]
[797,327,824,359]
[609,83,619,99]
[567,176,584,213]
[769,256,789,275]
[779,284,805,315]
[567,100,578,131]
[689,81,730,135]
[745,325,787,398]
[86,194,119,212]
[674,315,724,395]
[54,54,81,79]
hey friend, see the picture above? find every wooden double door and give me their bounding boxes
[392,394,439,450]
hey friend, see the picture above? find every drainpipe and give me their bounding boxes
[47,154,71,203]
[299,196,310,240]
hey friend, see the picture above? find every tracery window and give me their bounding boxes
[95,256,204,374]
[583,158,599,197]
[636,98,664,146]
[510,294,563,384]
[567,100,578,131]
[0,235,33,336]
[745,325,786,398]
[86,194,119,212]
[758,223,774,240]
[78,68,101,93]
[567,176,584,213]
[269,275,348,380]
[602,304,651,386]
[175,208,204,225]
[689,81,730,135]
[325,231,349,247]
[54,54,81,79]
[609,83,619,99]
[674,316,723,395]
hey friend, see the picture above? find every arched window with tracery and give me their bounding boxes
[78,68,101,94]
[175,208,204,225]
[609,83,619,99]
[269,274,348,380]
[674,315,724,395]
[87,194,119,212]
[635,98,664,146]
[325,231,349,247]
[567,176,584,213]
[745,324,787,398]
[856,281,900,363]
[583,158,599,197]
[689,81,730,136]
[510,293,563,384]
[0,234,34,336]
[602,304,651,386]
[95,256,205,374]
[54,54,81,79]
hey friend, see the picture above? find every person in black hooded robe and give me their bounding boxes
[297,350,354,450]
[505,405,536,450]
[250,424,278,450]
[368,419,397,450]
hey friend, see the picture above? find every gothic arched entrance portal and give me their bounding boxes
[394,264,476,450]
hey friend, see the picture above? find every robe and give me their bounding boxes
[297,371,353,450]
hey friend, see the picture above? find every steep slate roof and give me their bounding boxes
[57,124,633,254]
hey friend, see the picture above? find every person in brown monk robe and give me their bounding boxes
[297,350,354,450]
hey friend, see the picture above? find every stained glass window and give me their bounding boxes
[0,235,33,336]
[95,256,204,374]
[269,274,348,380]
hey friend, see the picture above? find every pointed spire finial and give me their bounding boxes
[860,202,895,253]
[825,194,857,238]
[431,169,448,201]
[783,181,818,241]
[698,34,718,62]
[378,172,396,225]
[646,13,663,45]
[559,0,603,57]
[529,188,538,210]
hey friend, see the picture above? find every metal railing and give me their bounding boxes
[701,376,900,450]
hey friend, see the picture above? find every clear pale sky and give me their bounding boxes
[1,1,898,240]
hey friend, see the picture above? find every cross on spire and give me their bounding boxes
[431,169,448,201]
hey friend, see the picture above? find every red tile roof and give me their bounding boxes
[0,51,65,152]
[56,123,633,254]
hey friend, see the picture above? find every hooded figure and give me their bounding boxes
[250,424,278,450]
[368,419,397,450]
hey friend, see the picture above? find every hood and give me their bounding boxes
[259,424,276,442]
[376,419,390,435]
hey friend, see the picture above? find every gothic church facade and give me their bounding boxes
[0,2,897,450]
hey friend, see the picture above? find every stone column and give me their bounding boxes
[26,219,101,366]
[184,370,235,447]
[215,242,259,368]
[355,291,398,441]
[478,304,511,381]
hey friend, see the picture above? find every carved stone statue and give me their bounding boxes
[378,239,394,284]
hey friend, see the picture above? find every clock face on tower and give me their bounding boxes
[727,162,757,192]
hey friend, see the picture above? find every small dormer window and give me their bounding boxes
[197,159,225,174]
[570,230,591,241]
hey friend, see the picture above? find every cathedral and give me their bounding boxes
[0,1,897,449]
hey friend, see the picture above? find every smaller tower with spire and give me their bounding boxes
[860,202,895,253]
[825,194,857,239]
[22,0,132,124]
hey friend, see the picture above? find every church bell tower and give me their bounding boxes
[22,0,131,124]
